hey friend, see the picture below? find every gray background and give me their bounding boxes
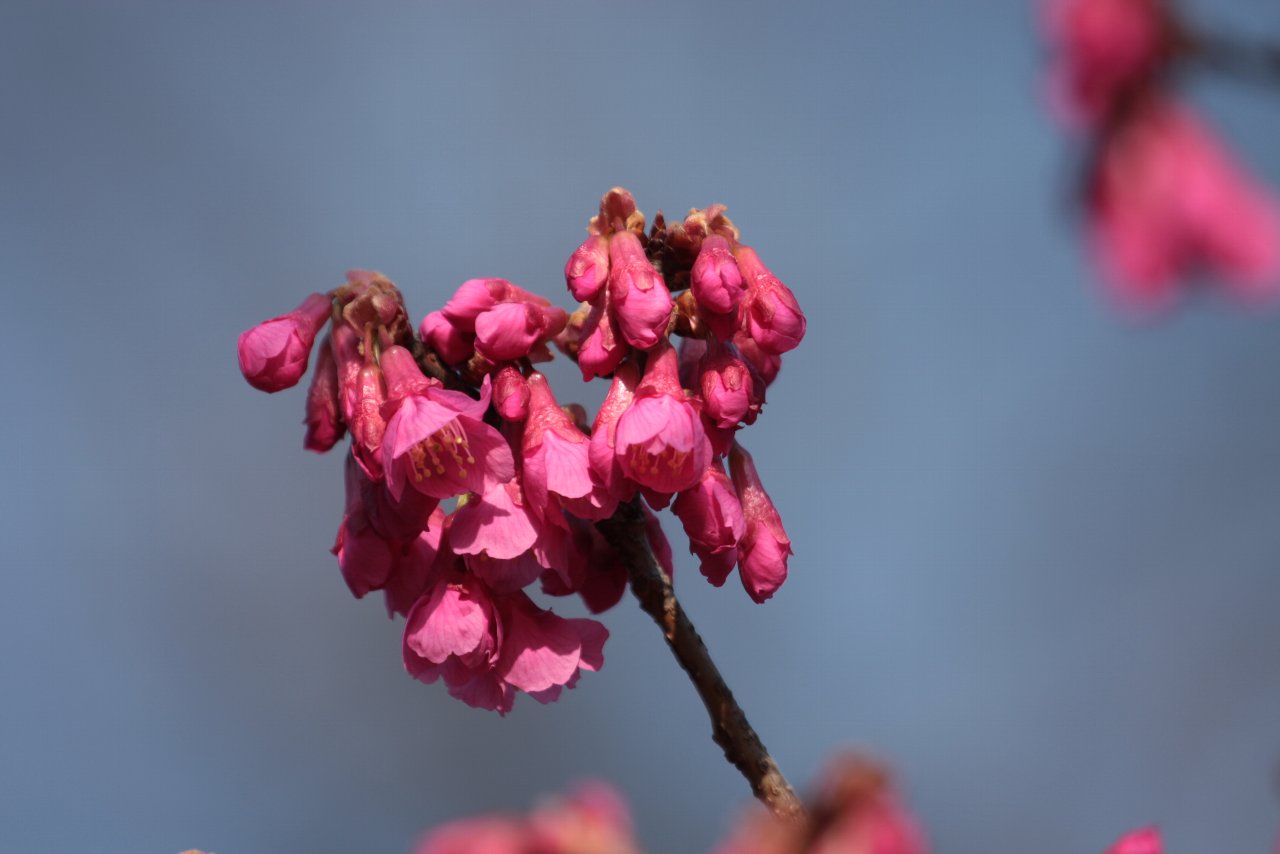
[3,1,1279,852]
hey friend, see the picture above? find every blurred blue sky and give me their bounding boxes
[3,1,1280,852]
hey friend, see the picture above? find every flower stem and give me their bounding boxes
[597,501,805,820]
[1186,30,1280,88]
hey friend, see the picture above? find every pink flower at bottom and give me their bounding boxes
[237,291,332,393]
[1106,828,1161,854]
[413,782,639,854]
[1089,99,1280,309]
[403,568,607,715]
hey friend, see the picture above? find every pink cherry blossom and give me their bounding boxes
[728,442,791,603]
[413,782,639,854]
[673,459,745,587]
[565,234,611,302]
[330,323,364,423]
[380,352,516,500]
[403,569,607,715]
[1044,0,1170,125]
[449,480,540,562]
[414,816,526,854]
[716,755,926,854]
[1088,99,1280,307]
[1106,827,1161,854]
[237,291,332,393]
[613,343,711,495]
[735,246,806,355]
[540,517,629,614]
[523,373,616,522]
[607,231,674,349]
[303,335,345,452]
[332,505,399,599]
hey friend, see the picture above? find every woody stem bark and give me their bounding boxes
[597,500,805,820]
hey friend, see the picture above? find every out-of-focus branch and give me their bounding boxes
[1185,30,1280,87]
[597,501,806,820]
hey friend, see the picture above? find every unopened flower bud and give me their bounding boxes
[493,366,530,421]
[237,292,332,392]
[608,231,673,350]
[565,234,611,302]
[735,246,806,355]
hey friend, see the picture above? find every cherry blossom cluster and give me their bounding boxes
[411,756,925,854]
[236,188,805,713]
[1043,0,1280,308]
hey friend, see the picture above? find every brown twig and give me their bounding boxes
[1184,29,1280,88]
[597,501,806,820]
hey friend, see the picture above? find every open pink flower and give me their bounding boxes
[728,442,791,603]
[303,335,345,452]
[1106,828,1161,854]
[607,231,673,349]
[380,347,515,500]
[1044,0,1171,125]
[613,342,711,496]
[673,459,745,587]
[237,291,332,392]
[449,479,540,563]
[1089,99,1280,307]
[403,570,607,715]
[523,373,616,522]
[735,246,806,355]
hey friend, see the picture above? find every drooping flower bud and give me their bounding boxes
[607,231,674,350]
[237,292,332,392]
[303,335,345,453]
[735,246,806,355]
[565,234,611,302]
[576,289,627,380]
[589,361,640,502]
[691,234,747,317]
[700,340,757,430]
[728,441,791,603]
[673,459,745,587]
[419,310,474,365]
[493,366,530,421]
[613,342,711,496]
[1106,827,1161,854]
[474,301,567,362]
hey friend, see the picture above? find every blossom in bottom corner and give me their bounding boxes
[413,782,639,854]
[715,754,926,854]
[1106,827,1161,854]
